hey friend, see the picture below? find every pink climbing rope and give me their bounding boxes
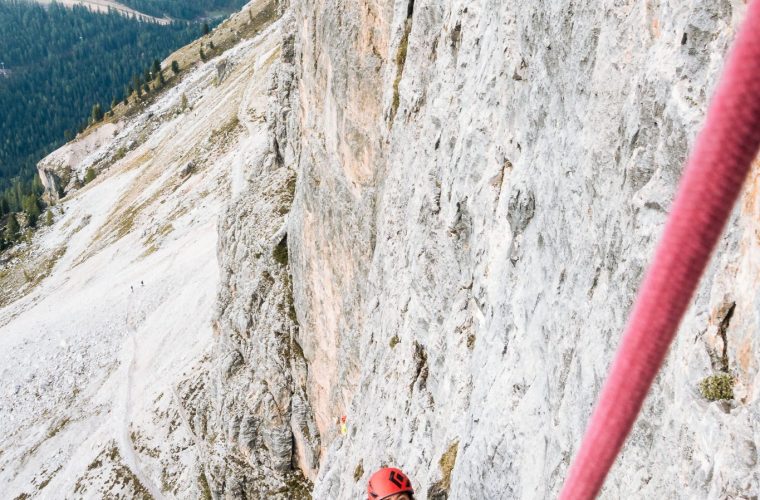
[560,3,760,499]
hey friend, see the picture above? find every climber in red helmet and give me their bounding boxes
[367,467,415,500]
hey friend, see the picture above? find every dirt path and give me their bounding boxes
[118,294,165,500]
[33,0,172,24]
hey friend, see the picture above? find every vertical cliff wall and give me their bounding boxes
[189,6,321,498]
[264,0,758,497]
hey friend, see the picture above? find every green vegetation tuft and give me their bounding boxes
[466,333,476,350]
[699,373,734,401]
[389,335,401,349]
[353,461,364,482]
[84,168,97,184]
[273,236,289,267]
[390,19,412,123]
[427,441,459,498]
[439,441,459,485]
[198,472,212,500]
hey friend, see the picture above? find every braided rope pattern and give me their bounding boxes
[560,2,760,498]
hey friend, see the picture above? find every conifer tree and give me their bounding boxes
[23,193,40,227]
[45,209,53,226]
[13,179,23,209]
[202,22,210,35]
[91,102,104,122]
[5,213,19,242]
[171,60,180,75]
[31,175,43,196]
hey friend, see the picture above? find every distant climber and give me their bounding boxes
[130,285,134,293]
[367,467,415,500]
[340,415,347,436]
[141,280,144,286]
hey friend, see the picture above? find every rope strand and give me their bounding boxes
[560,2,760,498]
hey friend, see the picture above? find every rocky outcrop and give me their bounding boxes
[37,122,122,201]
[190,9,320,498]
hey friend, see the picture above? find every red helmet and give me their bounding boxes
[367,467,414,499]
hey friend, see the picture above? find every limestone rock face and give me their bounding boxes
[285,0,392,455]
[271,0,760,497]
[37,122,122,201]
[194,17,319,496]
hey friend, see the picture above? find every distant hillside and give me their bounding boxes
[30,0,250,22]
[31,0,171,23]
[117,0,249,21]
[0,0,207,212]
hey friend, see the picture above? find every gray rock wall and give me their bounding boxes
[276,0,759,497]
